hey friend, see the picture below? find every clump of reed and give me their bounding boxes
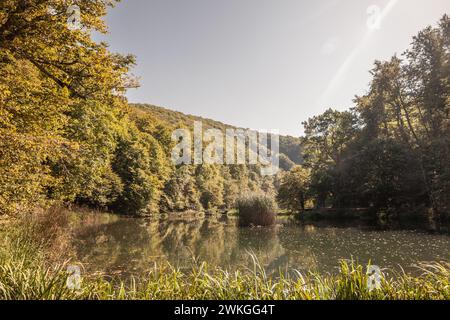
[13,206,75,265]
[236,194,277,227]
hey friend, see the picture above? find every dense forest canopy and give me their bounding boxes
[289,15,449,217]
[0,1,448,219]
[131,103,303,170]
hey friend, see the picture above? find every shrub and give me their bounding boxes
[236,194,277,227]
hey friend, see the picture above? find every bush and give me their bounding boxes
[236,194,277,227]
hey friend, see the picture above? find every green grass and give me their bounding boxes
[0,210,448,300]
[0,237,448,300]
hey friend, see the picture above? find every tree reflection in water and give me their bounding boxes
[72,213,450,278]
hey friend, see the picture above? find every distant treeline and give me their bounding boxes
[131,104,303,169]
[0,1,448,218]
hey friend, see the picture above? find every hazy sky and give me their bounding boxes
[96,0,450,136]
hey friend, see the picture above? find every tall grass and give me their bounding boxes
[0,207,448,300]
[236,194,277,227]
[0,241,448,300]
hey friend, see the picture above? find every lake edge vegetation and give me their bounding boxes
[0,211,448,300]
[236,193,277,226]
[0,1,449,301]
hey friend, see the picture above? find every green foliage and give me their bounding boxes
[0,52,70,215]
[350,16,450,215]
[50,100,125,207]
[298,15,450,216]
[220,166,242,209]
[1,1,448,219]
[277,166,311,213]
[279,135,303,165]
[0,1,297,216]
[278,153,296,171]
[1,240,448,300]
[195,164,225,210]
[112,124,170,215]
[1,212,448,300]
[301,109,358,208]
[132,104,303,167]
[0,0,136,215]
[160,165,201,212]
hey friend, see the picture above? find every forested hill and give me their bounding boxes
[131,103,303,169]
[1,0,447,219]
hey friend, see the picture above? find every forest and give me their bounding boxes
[0,0,448,221]
[0,0,449,302]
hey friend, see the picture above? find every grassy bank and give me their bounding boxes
[0,233,448,300]
[0,208,448,300]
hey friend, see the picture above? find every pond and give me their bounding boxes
[71,213,450,278]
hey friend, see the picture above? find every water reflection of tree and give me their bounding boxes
[154,216,240,268]
[74,218,152,276]
[276,224,322,273]
[73,215,287,276]
[72,215,450,277]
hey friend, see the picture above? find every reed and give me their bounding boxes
[0,240,448,300]
[236,194,277,227]
[0,209,448,300]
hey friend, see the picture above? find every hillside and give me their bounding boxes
[131,103,303,169]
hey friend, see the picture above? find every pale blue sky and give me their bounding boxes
[96,0,450,136]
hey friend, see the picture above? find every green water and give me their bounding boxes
[71,213,449,277]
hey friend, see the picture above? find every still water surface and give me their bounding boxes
[71,214,449,277]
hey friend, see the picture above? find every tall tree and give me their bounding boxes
[0,0,136,214]
[302,109,358,207]
[277,166,311,212]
